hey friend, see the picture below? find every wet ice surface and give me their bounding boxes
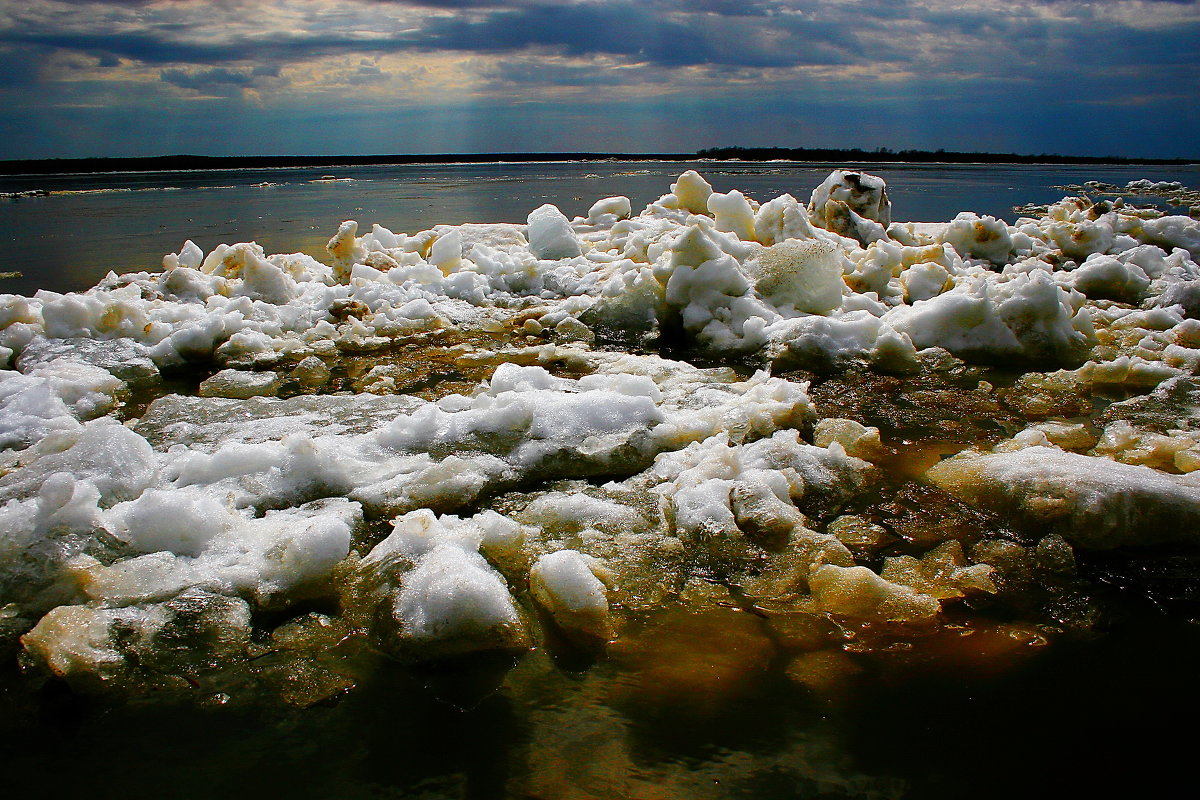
[3,168,1200,797]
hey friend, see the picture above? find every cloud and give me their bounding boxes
[417,1,870,68]
[3,1,1197,75]
[0,0,1197,158]
[159,64,283,95]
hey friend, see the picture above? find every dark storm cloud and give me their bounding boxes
[0,1,1191,77]
[160,64,281,92]
[161,66,257,90]
[417,2,861,67]
[1,1,1197,158]
[379,0,792,14]
[10,30,229,65]
[1,1,862,70]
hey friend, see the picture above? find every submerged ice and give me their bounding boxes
[3,167,1200,697]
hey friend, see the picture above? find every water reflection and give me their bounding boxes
[4,581,1199,799]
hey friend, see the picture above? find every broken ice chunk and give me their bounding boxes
[880,540,997,600]
[355,510,531,662]
[587,196,632,225]
[0,419,156,505]
[813,418,886,461]
[199,369,283,399]
[529,549,613,642]
[527,204,582,260]
[810,170,891,227]
[21,590,251,691]
[748,239,845,315]
[926,445,1200,549]
[670,170,714,215]
[809,564,941,623]
[387,544,530,661]
[289,356,331,388]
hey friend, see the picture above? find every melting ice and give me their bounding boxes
[2,168,1200,697]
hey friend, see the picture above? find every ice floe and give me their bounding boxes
[4,167,1200,695]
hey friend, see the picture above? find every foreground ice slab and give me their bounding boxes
[3,167,1200,696]
[926,445,1200,549]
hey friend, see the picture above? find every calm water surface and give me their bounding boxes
[2,160,1197,296]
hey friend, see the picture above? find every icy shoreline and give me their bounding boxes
[3,168,1200,697]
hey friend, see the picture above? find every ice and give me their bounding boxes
[810,170,891,226]
[521,492,647,537]
[162,239,204,271]
[809,564,941,623]
[428,228,463,272]
[646,429,873,561]
[1062,253,1151,302]
[0,419,156,505]
[390,543,529,658]
[1127,179,1184,193]
[586,195,632,225]
[37,285,151,340]
[1075,355,1180,388]
[827,515,892,554]
[22,604,166,685]
[0,361,121,449]
[529,549,612,641]
[1139,216,1200,259]
[370,361,815,493]
[748,239,844,315]
[941,212,1015,264]
[199,368,283,398]
[880,540,997,600]
[527,204,583,260]
[813,418,885,461]
[289,355,331,387]
[882,271,1096,365]
[355,510,530,661]
[669,170,713,214]
[926,445,1200,549]
[753,194,818,245]
[134,393,423,451]
[0,170,1193,387]
[0,473,106,615]
[15,336,159,386]
[772,311,884,370]
[1090,419,1200,472]
[21,590,252,689]
[79,497,361,606]
[900,260,952,302]
[107,487,236,557]
[708,189,756,241]
[809,170,891,246]
[6,168,1200,689]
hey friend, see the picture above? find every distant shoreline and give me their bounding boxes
[0,148,1196,176]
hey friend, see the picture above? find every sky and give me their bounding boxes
[0,0,1197,160]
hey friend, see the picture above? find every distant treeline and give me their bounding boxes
[696,146,1197,165]
[0,147,1194,175]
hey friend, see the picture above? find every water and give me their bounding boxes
[2,160,1197,297]
[4,599,1197,798]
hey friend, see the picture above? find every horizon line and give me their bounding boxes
[1,148,1197,176]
